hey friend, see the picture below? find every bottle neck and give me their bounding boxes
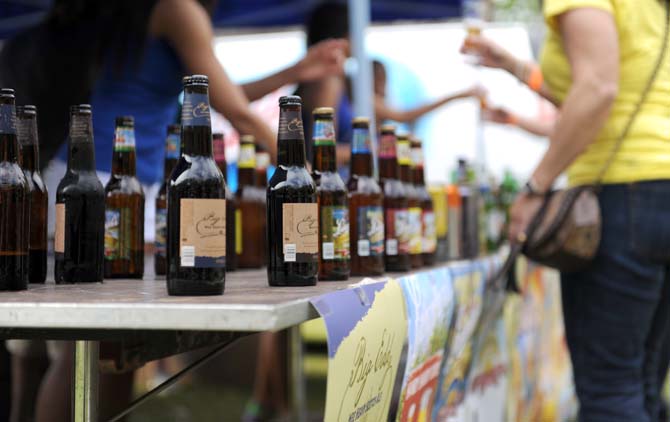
[350,125,373,177]
[163,132,180,181]
[237,143,257,188]
[413,166,425,186]
[314,144,337,173]
[17,114,38,170]
[111,126,136,176]
[67,113,96,172]
[277,104,306,167]
[350,153,374,177]
[255,152,269,187]
[397,139,412,183]
[379,157,400,180]
[411,147,425,186]
[164,158,177,182]
[181,86,213,157]
[0,102,19,163]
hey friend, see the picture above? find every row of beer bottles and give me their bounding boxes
[267,97,438,287]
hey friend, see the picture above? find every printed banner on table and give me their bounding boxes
[394,268,456,422]
[311,280,408,422]
[431,261,486,422]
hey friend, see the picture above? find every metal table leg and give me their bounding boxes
[287,326,306,422]
[73,340,99,422]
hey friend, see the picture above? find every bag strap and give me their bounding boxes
[594,0,670,185]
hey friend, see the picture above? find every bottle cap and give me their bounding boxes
[279,95,302,106]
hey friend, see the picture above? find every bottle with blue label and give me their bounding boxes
[167,75,227,295]
[347,117,384,277]
[0,88,29,290]
[155,124,180,276]
[104,116,145,279]
[312,107,349,280]
[55,104,105,283]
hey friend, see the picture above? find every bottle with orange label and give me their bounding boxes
[213,132,238,272]
[167,75,226,295]
[267,96,319,286]
[446,182,462,260]
[410,137,436,266]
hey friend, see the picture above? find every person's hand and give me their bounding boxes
[482,107,516,125]
[294,39,348,82]
[508,192,544,243]
[460,35,515,71]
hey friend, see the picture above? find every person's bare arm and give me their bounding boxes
[152,0,277,159]
[483,107,555,137]
[461,35,558,105]
[241,39,347,102]
[530,8,619,191]
[375,87,479,123]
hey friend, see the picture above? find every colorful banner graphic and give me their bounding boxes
[311,280,408,422]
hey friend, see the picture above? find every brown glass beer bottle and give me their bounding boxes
[378,125,410,272]
[267,96,318,286]
[236,135,265,268]
[213,132,238,271]
[155,124,180,276]
[398,133,423,268]
[167,75,226,295]
[104,116,145,278]
[0,89,28,290]
[17,105,47,284]
[55,104,105,283]
[312,108,349,280]
[411,138,436,266]
[347,117,384,277]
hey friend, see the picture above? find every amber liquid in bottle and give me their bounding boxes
[347,118,384,277]
[267,96,318,286]
[55,104,105,283]
[0,90,28,290]
[398,134,423,269]
[155,125,180,276]
[378,126,410,272]
[255,148,270,265]
[411,139,436,266]
[167,75,226,295]
[213,133,238,272]
[236,135,265,268]
[17,105,47,283]
[104,116,145,278]
[312,108,349,280]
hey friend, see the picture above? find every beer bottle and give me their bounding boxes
[378,125,410,272]
[236,135,265,268]
[17,105,47,284]
[347,117,384,277]
[447,174,463,260]
[429,185,449,263]
[213,132,238,271]
[267,95,318,286]
[167,75,226,295]
[255,145,270,265]
[411,138,436,266]
[55,104,105,283]
[398,133,422,268]
[0,89,28,290]
[155,124,180,276]
[312,108,349,280]
[104,116,145,278]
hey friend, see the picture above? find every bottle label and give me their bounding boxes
[397,140,411,166]
[411,147,424,167]
[17,117,36,146]
[385,208,409,255]
[166,134,180,160]
[0,104,16,135]
[379,133,397,159]
[104,208,131,260]
[351,128,371,154]
[213,138,226,164]
[181,92,211,127]
[320,205,350,261]
[278,109,304,141]
[55,203,65,253]
[408,207,423,255]
[357,206,384,257]
[422,210,437,253]
[155,208,167,257]
[114,127,136,152]
[179,198,226,268]
[238,144,256,169]
[282,203,318,262]
[235,209,242,255]
[313,120,336,146]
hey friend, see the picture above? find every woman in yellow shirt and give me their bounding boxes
[465,1,670,420]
